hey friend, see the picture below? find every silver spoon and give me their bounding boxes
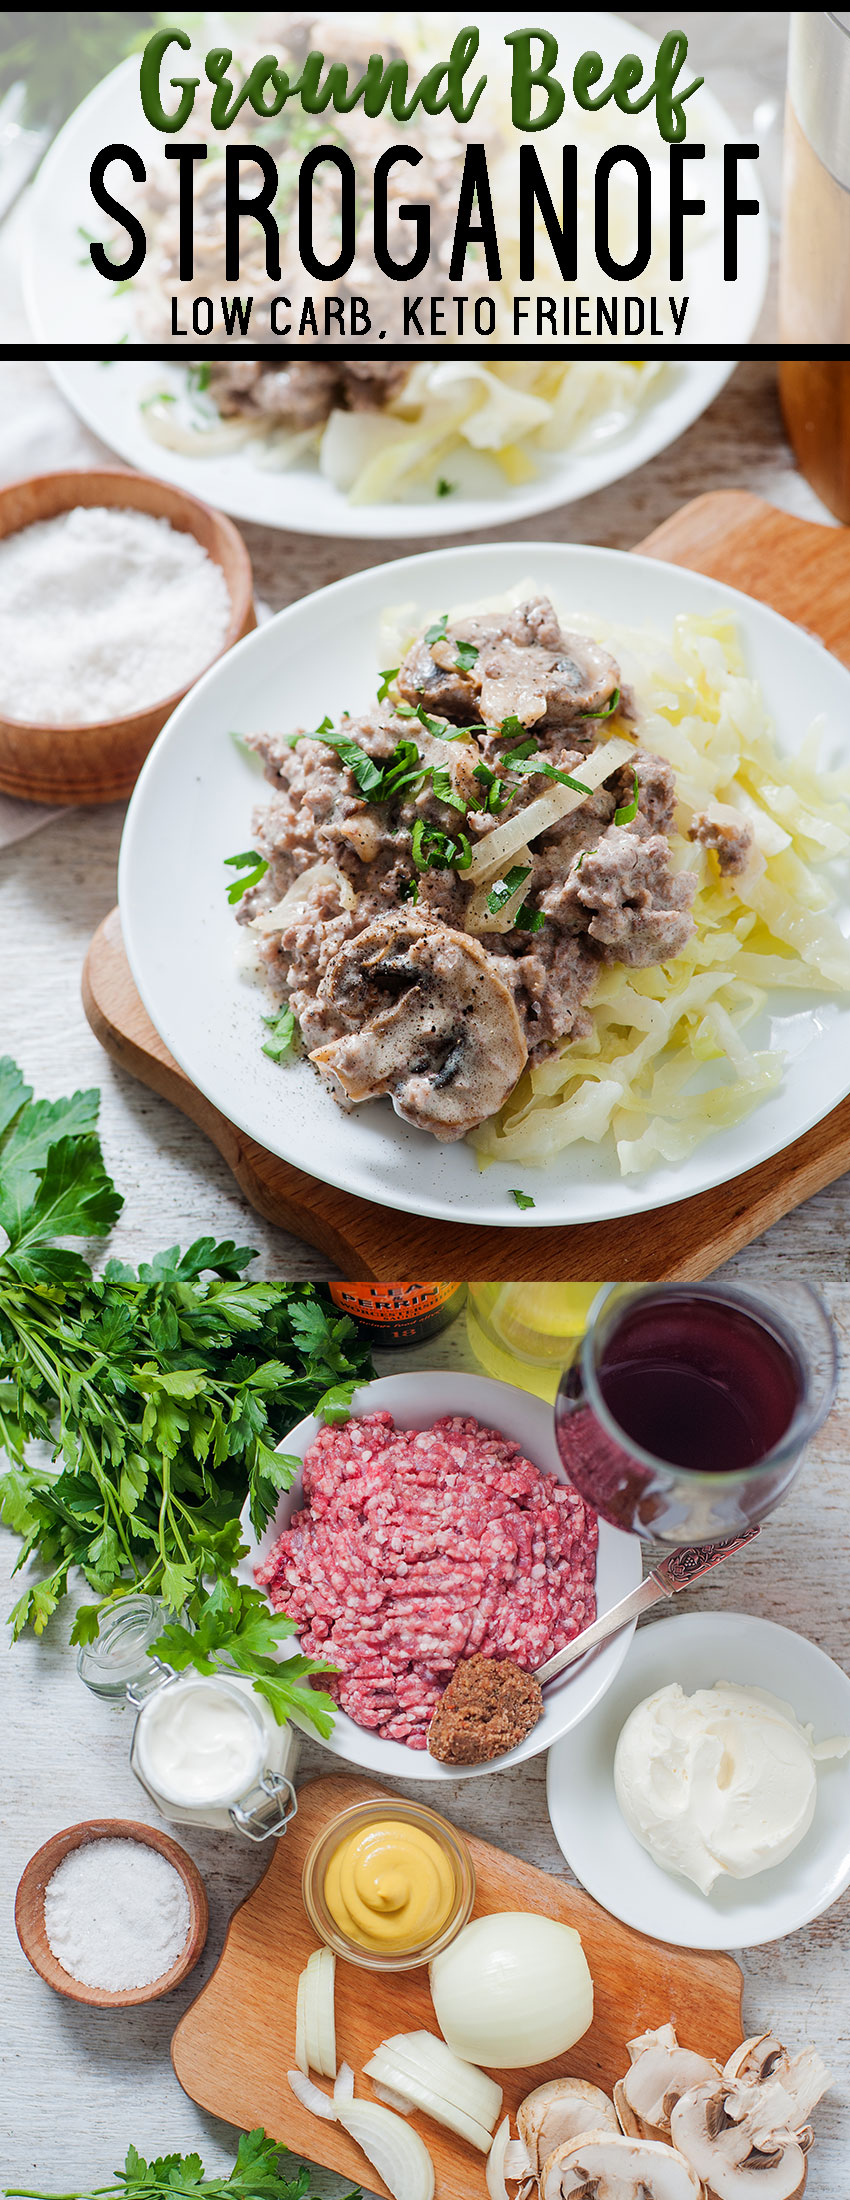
[535,1526,761,1684]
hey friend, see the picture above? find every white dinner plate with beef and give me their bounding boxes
[237,1370,642,1780]
[27,8,767,537]
[118,538,850,1228]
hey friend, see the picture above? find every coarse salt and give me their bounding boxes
[43,1836,191,1991]
[0,504,232,726]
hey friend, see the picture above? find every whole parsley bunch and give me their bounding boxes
[4,2128,360,2200]
[0,1061,373,1733]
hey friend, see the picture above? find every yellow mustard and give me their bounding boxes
[324,1817,455,1952]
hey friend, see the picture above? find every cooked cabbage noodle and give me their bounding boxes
[462,607,850,1176]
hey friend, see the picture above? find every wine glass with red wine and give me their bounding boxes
[555,1282,838,1544]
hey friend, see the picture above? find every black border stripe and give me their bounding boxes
[3,343,848,362]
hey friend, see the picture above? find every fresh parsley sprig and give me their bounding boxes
[4,2128,360,2200]
[151,1579,338,1739]
[0,1062,374,1736]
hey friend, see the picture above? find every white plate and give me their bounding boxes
[23,9,768,539]
[41,353,737,543]
[546,1611,850,1948]
[118,538,850,1230]
[237,1370,641,1781]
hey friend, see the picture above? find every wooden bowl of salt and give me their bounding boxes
[0,468,255,805]
[15,1816,209,2007]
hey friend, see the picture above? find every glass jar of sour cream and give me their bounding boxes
[129,1669,298,1841]
[303,1798,475,1971]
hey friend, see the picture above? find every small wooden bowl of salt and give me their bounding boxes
[0,468,255,805]
[15,1816,209,2006]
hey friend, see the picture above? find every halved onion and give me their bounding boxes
[466,735,635,883]
[430,1912,594,2068]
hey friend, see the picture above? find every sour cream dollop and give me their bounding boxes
[614,1680,849,1895]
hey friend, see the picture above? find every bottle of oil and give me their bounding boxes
[328,1282,467,1348]
[466,1283,601,1401]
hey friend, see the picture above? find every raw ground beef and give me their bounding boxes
[255,1410,599,1749]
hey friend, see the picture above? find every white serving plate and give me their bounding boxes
[24,10,767,538]
[238,1370,642,1782]
[118,538,850,1229]
[547,1610,850,1948]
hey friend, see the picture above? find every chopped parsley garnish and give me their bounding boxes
[436,476,456,496]
[515,902,546,933]
[261,1007,299,1063]
[614,767,640,825]
[394,699,460,739]
[377,666,399,702]
[485,865,532,916]
[504,753,592,796]
[472,761,512,815]
[411,820,472,873]
[187,361,212,395]
[576,686,620,720]
[224,850,269,903]
[429,765,468,814]
[291,717,469,817]
[424,613,449,646]
[399,875,419,903]
[139,390,175,411]
[510,1188,536,1210]
[453,637,479,672]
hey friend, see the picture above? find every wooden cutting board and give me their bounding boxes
[82,490,850,1280]
[171,1773,744,2199]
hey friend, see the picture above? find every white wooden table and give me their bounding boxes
[3,1312,849,2196]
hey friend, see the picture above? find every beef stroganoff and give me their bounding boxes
[232,587,850,1174]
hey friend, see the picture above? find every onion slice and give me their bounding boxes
[333,2061,355,2105]
[286,2070,337,2122]
[466,735,635,883]
[364,2052,494,2151]
[295,1947,336,2079]
[378,2031,503,2130]
[252,860,352,934]
[487,2116,511,2200]
[294,1972,308,2077]
[336,2097,435,2200]
[465,851,532,937]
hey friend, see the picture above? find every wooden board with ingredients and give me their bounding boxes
[171,1772,744,2200]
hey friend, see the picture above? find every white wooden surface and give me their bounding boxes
[3,1312,850,2196]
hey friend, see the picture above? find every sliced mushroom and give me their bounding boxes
[516,2079,619,2176]
[540,2130,703,2198]
[670,2052,830,2200]
[309,914,528,1140]
[721,2034,831,2134]
[615,2023,721,2142]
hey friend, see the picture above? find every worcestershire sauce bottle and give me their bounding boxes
[328,1283,467,1347]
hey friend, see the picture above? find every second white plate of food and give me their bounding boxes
[237,1370,642,1781]
[27,8,767,536]
[118,538,850,1228]
[547,1611,850,1948]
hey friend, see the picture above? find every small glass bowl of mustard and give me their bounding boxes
[302,1798,476,1972]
